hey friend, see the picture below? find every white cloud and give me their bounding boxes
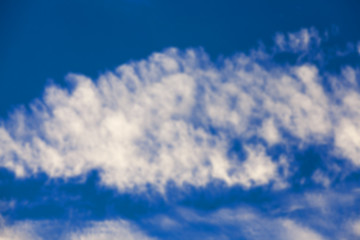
[280,219,325,240]
[311,170,331,188]
[0,217,40,240]
[0,28,360,192]
[68,220,155,240]
[274,28,321,53]
[259,118,281,145]
[0,217,155,240]
[173,189,360,239]
[177,206,327,240]
[333,91,360,165]
[352,219,360,236]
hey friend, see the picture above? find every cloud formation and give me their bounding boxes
[164,206,327,240]
[68,220,155,240]
[0,217,40,240]
[0,28,359,193]
[0,217,155,240]
[1,186,359,240]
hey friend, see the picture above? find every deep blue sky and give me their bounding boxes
[1,0,360,117]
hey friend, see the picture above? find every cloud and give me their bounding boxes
[1,188,358,239]
[0,216,155,240]
[168,187,360,239]
[352,219,360,236]
[0,28,360,193]
[0,217,40,240]
[175,206,327,240]
[274,28,321,53]
[68,220,156,240]
[280,219,325,240]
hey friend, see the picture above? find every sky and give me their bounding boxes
[1,0,360,239]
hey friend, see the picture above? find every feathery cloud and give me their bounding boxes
[0,28,359,193]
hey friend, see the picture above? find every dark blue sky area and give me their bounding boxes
[1,0,359,117]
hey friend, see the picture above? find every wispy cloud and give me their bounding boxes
[0,217,155,240]
[274,27,321,53]
[172,206,327,240]
[0,186,359,239]
[68,220,156,240]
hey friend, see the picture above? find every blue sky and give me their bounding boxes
[1,1,360,239]
[1,0,360,117]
